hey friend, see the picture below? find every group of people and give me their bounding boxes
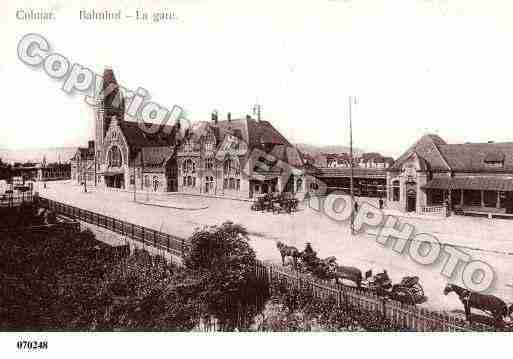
[352,197,385,214]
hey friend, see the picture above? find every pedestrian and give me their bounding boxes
[354,200,359,213]
[378,197,384,210]
[444,199,450,217]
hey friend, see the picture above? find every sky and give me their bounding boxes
[2,0,513,157]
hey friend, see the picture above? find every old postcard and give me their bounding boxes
[1,0,512,357]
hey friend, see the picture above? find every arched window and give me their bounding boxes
[205,133,216,151]
[182,159,195,174]
[296,178,303,192]
[205,176,214,193]
[392,180,400,202]
[224,158,240,176]
[153,176,159,191]
[205,158,214,170]
[108,146,123,167]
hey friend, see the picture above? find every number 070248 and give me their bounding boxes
[16,340,48,350]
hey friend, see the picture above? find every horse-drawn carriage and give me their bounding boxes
[251,193,299,214]
[277,242,426,305]
[361,270,425,305]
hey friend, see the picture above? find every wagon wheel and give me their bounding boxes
[391,285,417,305]
[411,283,424,301]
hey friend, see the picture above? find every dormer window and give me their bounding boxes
[484,151,504,168]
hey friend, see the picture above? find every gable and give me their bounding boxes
[389,134,450,172]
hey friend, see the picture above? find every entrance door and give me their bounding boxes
[165,158,178,192]
[204,176,214,193]
[505,192,513,214]
[407,189,417,212]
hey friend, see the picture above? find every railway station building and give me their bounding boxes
[387,134,513,216]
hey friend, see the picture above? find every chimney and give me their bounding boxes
[211,110,218,124]
[88,140,95,151]
[227,112,231,122]
[488,141,494,143]
[246,114,251,120]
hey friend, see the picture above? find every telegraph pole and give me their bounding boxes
[349,96,355,236]
[83,159,87,193]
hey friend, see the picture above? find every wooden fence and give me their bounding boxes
[39,196,482,332]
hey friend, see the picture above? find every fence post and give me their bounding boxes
[167,235,170,252]
[154,231,157,248]
[268,266,273,296]
[382,298,387,321]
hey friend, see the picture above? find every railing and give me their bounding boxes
[39,196,479,331]
[39,197,186,258]
[419,205,446,216]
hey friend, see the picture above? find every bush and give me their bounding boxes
[185,221,265,330]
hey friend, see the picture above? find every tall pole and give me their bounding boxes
[83,159,87,193]
[133,163,137,202]
[349,96,355,236]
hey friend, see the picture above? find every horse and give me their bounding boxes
[443,283,509,325]
[276,241,301,267]
[334,264,363,288]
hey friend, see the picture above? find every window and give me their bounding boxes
[236,179,240,191]
[205,134,215,151]
[483,190,496,207]
[182,159,196,174]
[108,146,123,167]
[296,178,303,192]
[153,176,159,191]
[392,180,400,202]
[224,158,240,176]
[184,140,194,152]
[223,178,228,189]
[205,176,214,193]
[485,161,504,168]
[130,175,135,185]
[144,175,150,187]
[310,182,319,190]
[205,158,214,170]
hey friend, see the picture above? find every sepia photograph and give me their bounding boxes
[2,0,513,357]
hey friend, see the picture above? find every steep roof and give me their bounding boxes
[437,142,513,173]
[190,118,303,168]
[119,121,177,148]
[268,144,305,168]
[389,134,450,172]
[132,146,174,167]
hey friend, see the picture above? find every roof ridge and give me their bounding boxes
[430,140,452,172]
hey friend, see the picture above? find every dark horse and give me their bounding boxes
[276,241,301,267]
[444,284,509,325]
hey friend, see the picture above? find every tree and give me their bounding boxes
[185,221,264,330]
[0,158,11,181]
